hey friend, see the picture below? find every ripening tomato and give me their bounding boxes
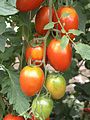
[20,66,44,96]
[25,44,44,63]
[53,6,79,39]
[16,0,44,12]
[47,39,72,72]
[3,114,24,120]
[32,96,53,119]
[46,73,66,99]
[35,6,54,35]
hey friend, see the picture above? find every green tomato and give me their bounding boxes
[46,73,66,100]
[32,96,53,119]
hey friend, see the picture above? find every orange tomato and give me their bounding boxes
[20,66,44,96]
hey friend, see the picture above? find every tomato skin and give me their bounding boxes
[53,6,79,39]
[47,39,72,72]
[20,66,44,96]
[3,114,13,120]
[32,97,53,119]
[35,6,54,35]
[46,73,66,99]
[3,114,24,120]
[25,45,44,63]
[16,0,44,12]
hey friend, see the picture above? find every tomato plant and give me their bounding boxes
[32,96,53,119]
[47,39,72,72]
[35,6,54,35]
[0,0,90,120]
[16,0,44,12]
[46,73,66,99]
[53,6,79,39]
[20,66,44,96]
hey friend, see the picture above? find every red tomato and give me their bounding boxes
[53,6,79,39]
[20,66,44,96]
[3,114,24,120]
[47,39,72,72]
[16,0,44,12]
[3,114,13,120]
[25,44,44,63]
[35,6,54,35]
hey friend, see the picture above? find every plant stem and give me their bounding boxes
[53,4,77,48]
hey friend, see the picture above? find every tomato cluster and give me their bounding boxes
[4,2,79,120]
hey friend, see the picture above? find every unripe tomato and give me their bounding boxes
[25,44,44,63]
[32,96,53,119]
[20,66,44,96]
[46,73,66,99]
[16,0,44,12]
[3,114,24,120]
[35,6,54,35]
[47,39,72,72]
[53,6,79,39]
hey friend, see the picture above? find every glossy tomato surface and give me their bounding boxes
[3,114,24,120]
[46,73,66,99]
[53,6,79,39]
[25,45,44,63]
[32,96,53,119]
[35,6,54,35]
[47,39,72,72]
[20,66,44,96]
[16,0,44,12]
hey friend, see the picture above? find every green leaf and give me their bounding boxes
[0,95,5,119]
[0,0,18,16]
[1,68,30,114]
[0,17,6,35]
[75,83,90,96]
[75,43,90,60]
[61,13,70,18]
[60,35,69,49]
[44,22,54,30]
[63,59,78,82]
[75,3,87,32]
[7,0,16,7]
[68,29,84,36]
[0,35,7,52]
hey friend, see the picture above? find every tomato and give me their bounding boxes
[20,66,44,96]
[53,6,79,39]
[32,96,53,119]
[3,114,24,120]
[16,0,44,12]
[25,44,44,63]
[46,73,66,99]
[3,114,13,120]
[47,39,72,72]
[35,6,54,35]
